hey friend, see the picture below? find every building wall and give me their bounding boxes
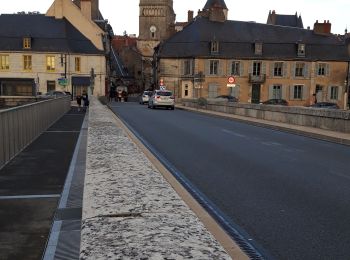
[46,0,105,50]
[158,58,348,108]
[0,52,106,96]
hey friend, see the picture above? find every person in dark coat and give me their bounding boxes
[82,91,89,110]
[76,95,82,111]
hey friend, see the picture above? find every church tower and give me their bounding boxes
[137,0,176,57]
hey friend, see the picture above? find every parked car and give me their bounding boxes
[215,95,239,102]
[148,90,175,110]
[139,91,152,104]
[262,99,288,106]
[309,102,339,109]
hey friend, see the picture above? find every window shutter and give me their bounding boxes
[289,85,294,100]
[269,85,274,99]
[282,85,287,100]
[262,62,266,75]
[219,60,224,76]
[304,63,309,78]
[327,86,332,101]
[283,63,287,78]
[338,86,342,100]
[270,62,274,78]
[302,85,310,100]
[239,62,244,77]
[326,64,330,77]
[205,60,210,75]
[249,61,253,74]
[181,60,185,75]
[291,63,295,79]
[227,60,232,75]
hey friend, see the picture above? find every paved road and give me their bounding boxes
[0,108,85,260]
[110,102,350,260]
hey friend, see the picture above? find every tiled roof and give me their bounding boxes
[274,14,303,28]
[0,14,104,54]
[158,17,349,61]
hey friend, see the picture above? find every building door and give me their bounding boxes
[252,84,261,103]
[315,85,323,103]
[208,84,218,98]
[47,81,56,93]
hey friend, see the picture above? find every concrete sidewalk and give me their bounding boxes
[80,97,241,259]
[176,104,350,146]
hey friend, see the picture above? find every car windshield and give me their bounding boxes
[157,91,172,96]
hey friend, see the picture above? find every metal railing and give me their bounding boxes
[0,97,71,169]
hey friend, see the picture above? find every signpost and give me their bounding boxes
[58,77,68,86]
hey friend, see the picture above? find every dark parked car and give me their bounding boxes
[215,95,238,102]
[309,102,339,109]
[262,99,288,106]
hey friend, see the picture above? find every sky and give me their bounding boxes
[1,0,349,35]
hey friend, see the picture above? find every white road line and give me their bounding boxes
[221,129,247,138]
[0,194,60,200]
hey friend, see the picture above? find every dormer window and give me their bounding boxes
[254,42,263,55]
[211,41,219,54]
[297,43,306,57]
[23,37,31,49]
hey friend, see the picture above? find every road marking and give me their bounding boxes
[45,131,80,133]
[260,142,282,147]
[221,129,247,138]
[0,194,60,200]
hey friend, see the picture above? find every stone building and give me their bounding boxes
[0,0,115,97]
[267,10,304,29]
[155,0,350,108]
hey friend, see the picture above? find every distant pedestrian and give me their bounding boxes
[109,88,115,102]
[76,95,82,111]
[82,91,89,111]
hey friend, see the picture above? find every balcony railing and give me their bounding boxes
[249,73,266,83]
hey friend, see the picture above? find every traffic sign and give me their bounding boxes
[160,86,166,90]
[58,78,68,86]
[228,76,235,84]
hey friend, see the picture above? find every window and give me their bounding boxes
[184,84,189,97]
[0,55,9,70]
[297,43,305,57]
[183,60,193,75]
[272,85,282,99]
[253,61,261,76]
[255,43,263,55]
[295,63,305,77]
[23,37,31,49]
[75,57,81,72]
[46,56,55,71]
[274,62,283,77]
[293,85,303,99]
[209,60,219,75]
[23,55,32,71]
[231,61,240,76]
[211,41,219,53]
[330,86,338,100]
[317,63,327,76]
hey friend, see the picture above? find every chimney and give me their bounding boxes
[80,0,92,20]
[188,10,194,22]
[313,20,332,34]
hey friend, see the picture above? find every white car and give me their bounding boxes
[139,91,152,104]
[148,90,175,110]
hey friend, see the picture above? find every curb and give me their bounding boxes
[176,105,350,146]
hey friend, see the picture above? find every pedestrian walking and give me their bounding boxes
[82,91,89,111]
[76,95,82,111]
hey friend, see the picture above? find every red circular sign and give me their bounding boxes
[228,76,235,84]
